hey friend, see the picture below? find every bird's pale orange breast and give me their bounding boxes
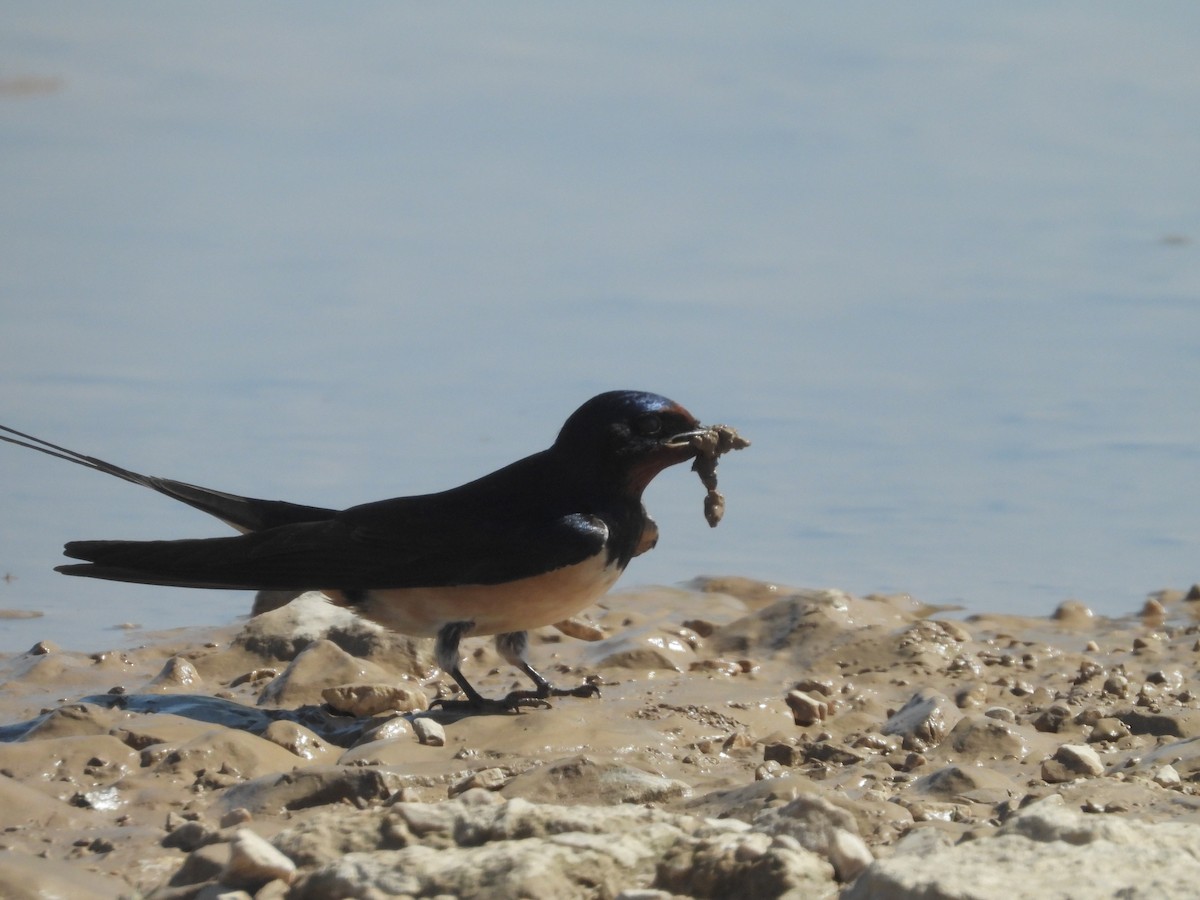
[324,552,623,638]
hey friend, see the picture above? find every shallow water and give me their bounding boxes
[2,5,1199,651]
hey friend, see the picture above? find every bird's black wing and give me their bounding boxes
[57,505,609,591]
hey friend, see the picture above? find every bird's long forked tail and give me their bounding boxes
[54,517,353,591]
[0,424,337,534]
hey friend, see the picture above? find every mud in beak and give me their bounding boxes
[661,428,708,450]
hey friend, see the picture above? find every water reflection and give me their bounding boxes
[2,5,1198,650]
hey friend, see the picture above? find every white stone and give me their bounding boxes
[412,717,446,746]
[222,828,296,887]
[844,796,1200,900]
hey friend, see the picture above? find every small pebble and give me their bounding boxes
[1153,764,1182,788]
[449,767,512,796]
[1141,597,1167,623]
[785,690,829,727]
[983,706,1017,723]
[220,807,253,828]
[413,717,446,747]
[1041,743,1105,783]
[222,829,296,887]
[553,617,605,641]
[1052,600,1094,625]
[322,683,429,716]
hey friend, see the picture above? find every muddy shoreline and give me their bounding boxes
[3,578,1200,898]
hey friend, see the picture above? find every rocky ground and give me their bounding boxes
[3,578,1200,899]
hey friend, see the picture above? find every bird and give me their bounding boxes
[1,390,712,713]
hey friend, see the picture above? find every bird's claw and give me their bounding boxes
[547,682,602,700]
[427,680,600,715]
[428,694,549,715]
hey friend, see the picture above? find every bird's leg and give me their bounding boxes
[495,630,600,702]
[427,621,546,714]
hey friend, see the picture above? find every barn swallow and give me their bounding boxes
[1,391,710,713]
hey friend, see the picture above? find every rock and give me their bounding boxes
[502,755,691,806]
[1088,716,1132,742]
[0,849,131,899]
[553,616,606,641]
[257,640,396,707]
[688,658,743,676]
[1032,702,1074,733]
[1154,764,1182,787]
[321,683,428,716]
[169,842,230,887]
[213,766,397,817]
[1127,736,1200,780]
[1116,708,1200,738]
[591,628,693,671]
[220,807,253,829]
[1146,667,1184,690]
[942,715,1030,760]
[412,717,446,746]
[1103,672,1130,697]
[684,775,816,822]
[801,740,867,767]
[260,720,339,763]
[954,683,988,709]
[753,794,873,881]
[338,735,428,768]
[655,829,834,898]
[762,742,804,767]
[162,820,221,852]
[113,709,247,751]
[713,590,905,661]
[142,656,203,692]
[1052,599,1094,626]
[352,715,412,746]
[276,796,839,899]
[237,591,432,674]
[1142,597,1168,623]
[982,705,1016,723]
[145,728,302,781]
[881,690,960,751]
[785,689,828,726]
[21,572,1200,897]
[222,828,296,888]
[0,774,91,830]
[15,702,117,741]
[931,619,972,643]
[913,763,1018,802]
[846,795,1200,899]
[793,676,836,696]
[450,767,514,795]
[1041,743,1105,783]
[236,592,371,660]
[252,589,304,615]
[0,734,140,797]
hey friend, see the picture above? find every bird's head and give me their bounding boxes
[554,390,705,495]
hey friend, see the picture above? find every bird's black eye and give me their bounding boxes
[634,413,662,436]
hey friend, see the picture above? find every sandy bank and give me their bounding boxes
[2,579,1200,898]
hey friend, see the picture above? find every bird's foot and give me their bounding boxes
[428,694,550,715]
[426,678,600,715]
[539,681,602,700]
[513,677,603,702]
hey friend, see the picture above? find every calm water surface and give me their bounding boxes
[2,5,1199,651]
